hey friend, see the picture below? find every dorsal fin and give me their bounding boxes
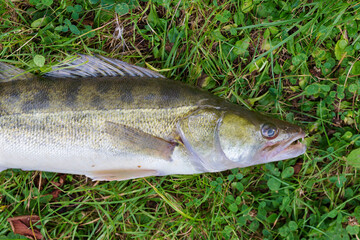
[0,62,35,82]
[43,54,165,79]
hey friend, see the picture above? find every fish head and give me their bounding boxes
[216,109,306,168]
[178,105,306,172]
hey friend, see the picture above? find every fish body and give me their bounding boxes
[0,55,306,180]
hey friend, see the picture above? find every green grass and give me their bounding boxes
[1,0,360,239]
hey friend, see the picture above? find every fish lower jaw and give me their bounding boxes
[258,134,306,163]
[271,141,306,162]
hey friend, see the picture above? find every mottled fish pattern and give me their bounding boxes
[0,55,306,181]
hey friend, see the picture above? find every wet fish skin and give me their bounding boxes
[0,55,306,180]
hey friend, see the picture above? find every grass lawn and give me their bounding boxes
[1,0,360,239]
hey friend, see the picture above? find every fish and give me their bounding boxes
[0,55,306,181]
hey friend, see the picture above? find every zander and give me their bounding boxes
[0,55,306,181]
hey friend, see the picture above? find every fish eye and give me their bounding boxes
[261,123,278,139]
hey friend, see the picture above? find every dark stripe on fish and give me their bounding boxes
[96,81,112,94]
[21,90,50,112]
[91,95,105,110]
[65,81,82,107]
[119,84,134,104]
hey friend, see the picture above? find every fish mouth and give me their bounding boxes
[262,131,306,162]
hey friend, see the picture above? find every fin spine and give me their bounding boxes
[44,54,165,79]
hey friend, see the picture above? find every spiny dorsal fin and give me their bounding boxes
[43,54,165,79]
[0,62,35,82]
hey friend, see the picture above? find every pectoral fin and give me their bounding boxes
[89,169,158,181]
[105,121,177,161]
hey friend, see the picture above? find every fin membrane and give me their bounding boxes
[89,169,158,181]
[105,121,176,161]
[0,62,35,82]
[44,54,165,79]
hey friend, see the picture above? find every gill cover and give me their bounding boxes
[177,108,251,172]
